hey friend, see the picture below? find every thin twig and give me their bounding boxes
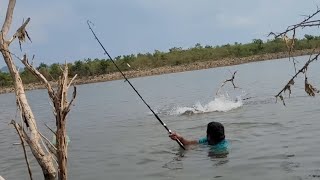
[10,120,33,180]
[45,123,56,136]
[67,74,77,90]
[268,8,320,38]
[0,49,56,101]
[275,52,320,104]
[21,54,55,100]
[1,0,16,38]
[269,8,320,105]
[65,86,77,114]
[38,131,57,159]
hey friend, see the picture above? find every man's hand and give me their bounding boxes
[169,132,183,141]
[169,132,198,146]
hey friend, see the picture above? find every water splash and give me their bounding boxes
[170,95,243,115]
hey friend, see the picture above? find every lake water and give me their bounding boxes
[1,56,320,180]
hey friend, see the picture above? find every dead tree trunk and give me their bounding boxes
[0,1,56,179]
[1,0,77,179]
[51,65,76,180]
[21,57,77,180]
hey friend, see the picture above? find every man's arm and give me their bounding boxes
[169,132,198,145]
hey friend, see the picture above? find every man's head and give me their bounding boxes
[206,121,225,145]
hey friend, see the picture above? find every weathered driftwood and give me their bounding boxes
[1,0,77,179]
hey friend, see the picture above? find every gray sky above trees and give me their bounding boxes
[0,0,319,67]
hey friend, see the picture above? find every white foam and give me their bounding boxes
[170,95,243,115]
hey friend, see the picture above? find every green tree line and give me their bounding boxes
[1,34,320,87]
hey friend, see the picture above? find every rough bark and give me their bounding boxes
[21,56,77,180]
[0,5,57,178]
[53,65,76,180]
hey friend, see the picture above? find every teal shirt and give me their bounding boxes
[198,137,229,153]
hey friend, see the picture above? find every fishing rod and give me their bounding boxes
[87,20,185,150]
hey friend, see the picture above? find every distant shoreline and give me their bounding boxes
[0,48,317,95]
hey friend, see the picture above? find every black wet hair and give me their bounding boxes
[206,121,225,145]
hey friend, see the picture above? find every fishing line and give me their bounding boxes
[87,20,185,150]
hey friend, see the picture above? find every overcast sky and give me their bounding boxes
[0,0,319,67]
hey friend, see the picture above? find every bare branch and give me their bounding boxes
[300,19,320,25]
[8,17,32,47]
[1,0,16,38]
[20,54,55,100]
[65,86,77,114]
[282,30,297,73]
[0,48,20,59]
[1,26,57,180]
[0,1,69,179]
[269,8,320,38]
[296,22,320,27]
[0,49,56,101]
[67,74,78,90]
[275,52,320,104]
[45,123,56,136]
[38,131,57,154]
[10,120,33,180]
[269,8,320,105]
[53,63,74,179]
[44,141,57,158]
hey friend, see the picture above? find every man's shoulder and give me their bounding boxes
[198,137,208,144]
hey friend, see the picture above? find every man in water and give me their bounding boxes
[169,121,229,153]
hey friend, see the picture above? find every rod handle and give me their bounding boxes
[169,130,186,150]
[176,139,186,150]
